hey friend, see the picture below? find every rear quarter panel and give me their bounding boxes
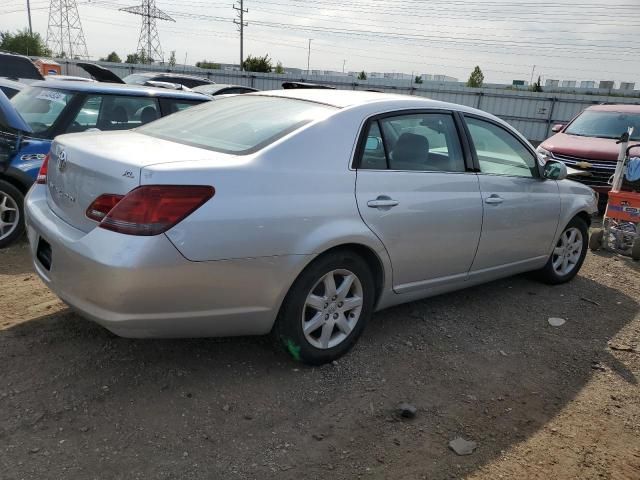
[153,107,388,262]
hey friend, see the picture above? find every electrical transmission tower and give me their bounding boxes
[46,0,90,59]
[120,0,175,64]
[233,0,248,70]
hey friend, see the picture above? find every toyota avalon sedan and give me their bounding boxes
[25,90,597,364]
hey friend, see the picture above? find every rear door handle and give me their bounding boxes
[484,194,504,205]
[367,196,399,208]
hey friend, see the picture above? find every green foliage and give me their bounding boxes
[530,75,543,92]
[0,29,50,56]
[275,61,285,74]
[125,51,153,64]
[414,75,423,84]
[357,70,367,80]
[242,54,273,73]
[466,65,484,88]
[100,51,121,63]
[168,50,176,67]
[196,60,220,69]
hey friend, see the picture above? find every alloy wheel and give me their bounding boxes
[552,227,583,276]
[301,269,364,349]
[0,192,20,242]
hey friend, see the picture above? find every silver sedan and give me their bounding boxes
[25,90,597,364]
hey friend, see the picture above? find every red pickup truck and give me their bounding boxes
[537,104,640,210]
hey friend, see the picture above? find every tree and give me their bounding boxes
[275,61,285,74]
[414,75,423,84]
[168,50,176,67]
[357,70,367,80]
[466,66,484,88]
[196,60,220,69]
[125,52,140,64]
[0,29,50,56]
[100,51,121,63]
[242,54,273,73]
[530,75,543,92]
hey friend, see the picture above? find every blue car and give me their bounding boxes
[0,80,209,247]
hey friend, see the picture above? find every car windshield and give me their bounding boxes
[10,86,75,136]
[137,95,337,154]
[564,110,640,140]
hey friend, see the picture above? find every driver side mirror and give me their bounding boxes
[551,124,565,133]
[543,160,568,180]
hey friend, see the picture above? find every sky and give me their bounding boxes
[1,0,639,85]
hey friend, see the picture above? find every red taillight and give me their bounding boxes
[36,154,49,184]
[88,185,214,236]
[86,194,124,222]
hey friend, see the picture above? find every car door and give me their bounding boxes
[463,115,561,275]
[355,110,483,293]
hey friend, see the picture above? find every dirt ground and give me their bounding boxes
[1,238,639,480]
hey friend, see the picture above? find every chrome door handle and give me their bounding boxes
[367,196,399,208]
[484,194,504,205]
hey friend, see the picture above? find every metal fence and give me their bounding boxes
[58,59,640,143]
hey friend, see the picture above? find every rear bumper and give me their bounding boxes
[24,185,311,338]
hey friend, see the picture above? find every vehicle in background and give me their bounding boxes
[143,80,193,91]
[192,83,258,96]
[0,81,210,247]
[0,52,45,84]
[0,78,26,99]
[122,72,213,88]
[282,81,336,90]
[537,104,640,210]
[46,75,96,83]
[24,90,597,364]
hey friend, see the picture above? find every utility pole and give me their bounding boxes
[120,0,175,64]
[530,64,536,86]
[27,0,33,35]
[46,0,89,59]
[307,38,312,76]
[233,0,248,71]
[342,59,346,73]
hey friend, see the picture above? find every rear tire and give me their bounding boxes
[589,228,604,251]
[536,216,589,284]
[274,250,375,365]
[0,180,25,249]
[632,238,640,261]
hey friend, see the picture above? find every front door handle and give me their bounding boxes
[484,194,504,205]
[367,196,399,208]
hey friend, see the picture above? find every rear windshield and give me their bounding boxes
[11,86,75,136]
[565,110,640,140]
[137,95,337,154]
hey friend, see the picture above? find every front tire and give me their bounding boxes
[536,216,589,284]
[274,250,375,365]
[0,180,25,249]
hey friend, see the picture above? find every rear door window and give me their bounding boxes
[160,98,203,115]
[97,95,160,131]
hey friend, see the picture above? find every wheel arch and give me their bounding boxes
[0,167,33,195]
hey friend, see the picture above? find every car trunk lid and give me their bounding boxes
[45,131,221,233]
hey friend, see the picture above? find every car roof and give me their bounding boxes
[586,104,640,113]
[130,72,211,81]
[28,80,209,100]
[0,77,26,89]
[255,89,489,114]
[193,84,256,93]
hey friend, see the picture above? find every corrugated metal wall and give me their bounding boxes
[59,60,640,143]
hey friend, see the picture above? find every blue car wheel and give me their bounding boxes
[0,179,24,248]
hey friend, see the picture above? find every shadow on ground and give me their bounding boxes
[0,270,638,479]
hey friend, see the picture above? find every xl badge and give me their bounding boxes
[57,149,68,172]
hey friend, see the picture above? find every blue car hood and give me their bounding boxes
[0,89,32,134]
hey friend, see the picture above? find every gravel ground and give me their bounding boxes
[1,239,639,479]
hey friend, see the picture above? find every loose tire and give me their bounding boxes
[536,216,589,284]
[589,228,604,251]
[274,250,375,365]
[0,180,25,249]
